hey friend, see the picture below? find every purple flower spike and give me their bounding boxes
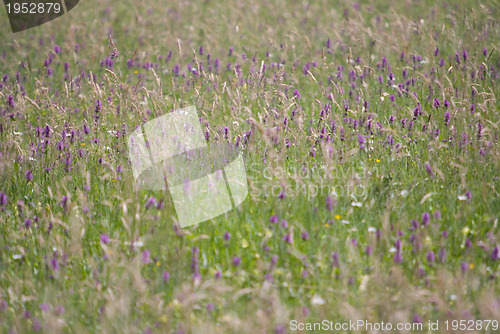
[26,170,33,182]
[421,212,430,226]
[142,250,151,264]
[269,215,278,224]
[426,251,435,263]
[100,234,110,244]
[491,247,499,261]
[293,89,301,99]
[223,231,231,241]
[433,98,440,108]
[425,163,435,177]
[163,271,170,283]
[232,256,241,267]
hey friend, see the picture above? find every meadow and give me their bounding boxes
[0,0,499,332]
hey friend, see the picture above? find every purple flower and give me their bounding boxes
[491,247,499,261]
[0,192,7,206]
[39,303,50,312]
[281,220,288,228]
[325,195,335,211]
[278,190,286,200]
[421,212,430,226]
[357,134,366,149]
[438,248,446,262]
[426,251,435,263]
[425,163,435,177]
[25,218,33,229]
[223,231,231,241]
[465,191,472,201]
[142,250,151,264]
[54,45,61,54]
[365,246,372,256]
[433,98,440,108]
[163,271,170,283]
[206,303,214,312]
[100,234,110,244]
[283,233,292,244]
[434,210,441,220]
[301,231,309,240]
[25,170,33,182]
[214,271,222,279]
[461,262,468,273]
[232,256,241,267]
[394,252,403,264]
[293,89,301,99]
[269,215,278,224]
[145,197,156,209]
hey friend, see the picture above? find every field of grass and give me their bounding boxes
[0,0,500,332]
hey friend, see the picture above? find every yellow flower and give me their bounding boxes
[335,214,341,220]
[376,159,380,162]
[134,70,138,74]
[324,223,329,228]
[81,143,85,146]
[469,263,475,269]
[156,261,161,266]
[368,158,372,161]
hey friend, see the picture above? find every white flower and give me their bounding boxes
[341,220,350,225]
[458,195,468,201]
[311,295,325,305]
[400,190,409,197]
[351,201,363,207]
[368,227,376,233]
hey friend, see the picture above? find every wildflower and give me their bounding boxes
[269,215,278,224]
[40,303,50,312]
[232,256,241,267]
[142,250,151,264]
[461,262,468,273]
[163,271,170,283]
[293,89,301,99]
[223,231,231,241]
[438,248,446,262]
[426,251,435,263]
[425,163,435,177]
[278,190,286,200]
[25,218,33,229]
[491,247,499,261]
[357,134,366,149]
[0,192,7,206]
[26,170,33,182]
[301,231,309,240]
[394,252,403,264]
[433,98,440,108]
[326,196,336,211]
[145,197,156,209]
[281,220,288,228]
[421,212,430,226]
[206,303,214,312]
[100,234,110,244]
[214,271,222,279]
[54,45,61,54]
[283,233,292,243]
